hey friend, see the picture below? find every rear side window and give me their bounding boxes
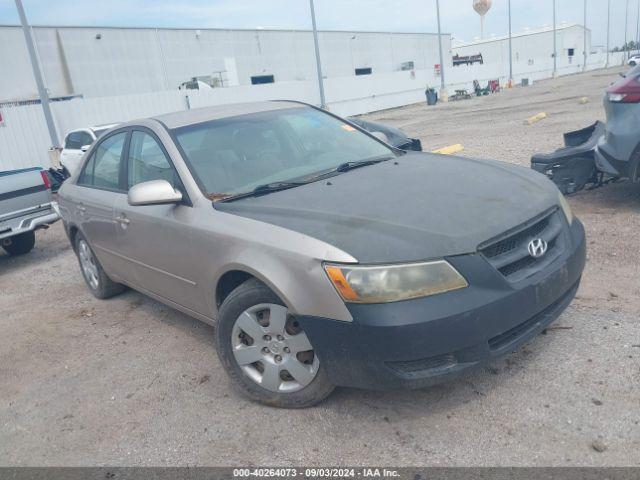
[78,132,127,190]
[127,131,178,188]
[65,131,94,149]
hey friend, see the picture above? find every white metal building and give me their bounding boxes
[452,24,591,75]
[0,25,449,102]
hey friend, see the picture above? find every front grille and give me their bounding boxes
[479,209,565,282]
[482,216,550,259]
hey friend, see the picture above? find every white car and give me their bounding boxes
[628,54,640,67]
[59,124,118,175]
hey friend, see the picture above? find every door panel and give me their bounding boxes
[75,186,125,280]
[114,197,204,313]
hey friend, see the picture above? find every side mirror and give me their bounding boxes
[128,180,183,206]
[371,131,390,143]
[80,145,91,152]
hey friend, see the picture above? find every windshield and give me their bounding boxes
[172,106,394,198]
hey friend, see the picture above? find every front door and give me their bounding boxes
[114,129,205,314]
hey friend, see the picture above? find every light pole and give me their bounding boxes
[508,0,513,85]
[14,0,59,147]
[435,0,447,100]
[636,0,639,53]
[309,0,326,108]
[583,0,587,72]
[606,0,611,67]
[626,0,630,59]
[553,0,558,78]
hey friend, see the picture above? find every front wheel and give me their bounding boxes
[216,279,334,408]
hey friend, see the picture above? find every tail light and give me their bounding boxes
[40,170,51,190]
[607,74,640,103]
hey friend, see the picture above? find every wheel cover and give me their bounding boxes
[78,240,100,290]
[231,303,319,393]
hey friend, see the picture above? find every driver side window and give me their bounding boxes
[127,131,179,189]
[78,131,126,190]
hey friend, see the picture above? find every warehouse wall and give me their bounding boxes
[0,25,449,101]
[452,25,591,74]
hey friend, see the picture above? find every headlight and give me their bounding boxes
[324,260,468,304]
[558,193,574,225]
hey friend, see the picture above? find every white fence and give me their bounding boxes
[0,51,627,171]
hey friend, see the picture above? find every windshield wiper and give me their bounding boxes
[217,181,307,202]
[335,160,379,172]
[304,155,395,182]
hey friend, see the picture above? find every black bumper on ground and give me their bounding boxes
[298,219,586,390]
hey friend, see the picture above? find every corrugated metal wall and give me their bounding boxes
[0,25,447,101]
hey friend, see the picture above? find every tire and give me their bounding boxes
[75,232,126,299]
[2,231,35,255]
[216,278,335,408]
[630,61,637,66]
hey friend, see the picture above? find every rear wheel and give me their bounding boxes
[2,231,35,255]
[630,61,637,66]
[75,233,125,299]
[216,279,334,408]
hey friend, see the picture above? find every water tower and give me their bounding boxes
[473,0,492,39]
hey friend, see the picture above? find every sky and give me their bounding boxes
[0,0,638,48]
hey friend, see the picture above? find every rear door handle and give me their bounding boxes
[115,215,130,226]
[77,205,86,214]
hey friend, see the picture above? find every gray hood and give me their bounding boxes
[215,153,559,263]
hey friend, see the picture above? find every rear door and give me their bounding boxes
[74,130,130,281]
[114,128,205,314]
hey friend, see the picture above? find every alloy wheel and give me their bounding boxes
[231,303,319,393]
[78,240,100,290]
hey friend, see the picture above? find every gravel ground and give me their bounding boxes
[1,67,639,466]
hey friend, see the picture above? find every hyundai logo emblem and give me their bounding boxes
[527,238,548,258]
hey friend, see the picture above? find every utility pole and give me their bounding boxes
[583,0,588,72]
[606,0,611,67]
[15,0,59,147]
[553,0,558,78]
[508,0,513,85]
[436,0,447,101]
[636,0,640,53]
[626,0,630,59]
[309,0,326,109]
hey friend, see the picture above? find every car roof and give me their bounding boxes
[152,101,306,129]
[90,123,119,131]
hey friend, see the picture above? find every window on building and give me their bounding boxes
[355,67,372,76]
[251,75,275,85]
[400,61,415,71]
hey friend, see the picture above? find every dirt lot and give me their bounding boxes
[1,67,638,466]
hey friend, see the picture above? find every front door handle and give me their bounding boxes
[77,205,86,214]
[115,215,130,226]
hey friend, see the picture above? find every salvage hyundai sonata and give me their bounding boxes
[58,101,586,407]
